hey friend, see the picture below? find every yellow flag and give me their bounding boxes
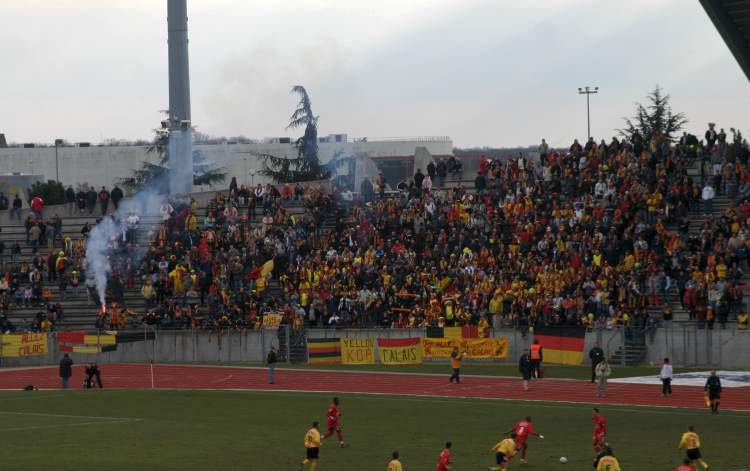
[261,259,274,277]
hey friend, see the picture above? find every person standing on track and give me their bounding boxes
[660,358,673,397]
[592,408,607,454]
[266,346,278,384]
[59,353,73,389]
[435,441,452,471]
[519,349,533,390]
[588,343,605,383]
[679,425,709,470]
[704,370,721,414]
[387,451,403,471]
[449,347,465,384]
[322,397,345,447]
[300,421,321,471]
[529,339,543,379]
[595,359,611,398]
[506,416,544,464]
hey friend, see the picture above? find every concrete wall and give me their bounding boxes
[644,327,750,368]
[0,138,454,191]
[6,327,745,369]
[0,330,279,368]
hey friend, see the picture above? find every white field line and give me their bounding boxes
[1,418,140,433]
[0,410,141,420]
[87,387,750,417]
[0,393,69,401]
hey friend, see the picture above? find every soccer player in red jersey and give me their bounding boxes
[675,458,694,471]
[592,408,607,453]
[322,397,345,447]
[436,441,452,471]
[506,416,544,464]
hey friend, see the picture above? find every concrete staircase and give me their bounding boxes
[657,159,744,325]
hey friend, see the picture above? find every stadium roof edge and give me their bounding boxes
[700,0,750,82]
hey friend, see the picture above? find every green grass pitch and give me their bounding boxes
[0,389,747,470]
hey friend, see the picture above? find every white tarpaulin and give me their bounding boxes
[610,370,750,388]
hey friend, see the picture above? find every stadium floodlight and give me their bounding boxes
[578,86,599,141]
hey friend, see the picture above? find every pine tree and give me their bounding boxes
[120,128,226,193]
[621,85,687,142]
[259,86,331,183]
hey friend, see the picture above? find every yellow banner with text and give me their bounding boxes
[421,337,508,359]
[0,333,48,357]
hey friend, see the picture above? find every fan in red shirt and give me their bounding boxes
[675,458,694,471]
[435,441,452,471]
[322,397,345,447]
[592,408,607,453]
[506,416,544,464]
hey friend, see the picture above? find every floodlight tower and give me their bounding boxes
[577,86,599,141]
[167,0,193,195]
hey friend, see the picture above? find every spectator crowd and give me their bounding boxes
[2,124,750,335]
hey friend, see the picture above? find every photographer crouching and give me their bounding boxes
[84,363,103,389]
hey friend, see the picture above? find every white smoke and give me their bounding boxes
[86,127,193,309]
[85,189,166,307]
[169,128,193,195]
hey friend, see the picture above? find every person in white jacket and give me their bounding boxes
[660,357,673,397]
[595,359,612,397]
[701,184,715,216]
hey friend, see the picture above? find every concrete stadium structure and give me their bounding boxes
[0,135,453,192]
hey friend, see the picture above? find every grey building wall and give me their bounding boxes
[3,328,748,369]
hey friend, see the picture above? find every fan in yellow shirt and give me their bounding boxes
[387,451,403,471]
[490,432,517,470]
[300,421,321,471]
[679,425,709,470]
[595,448,621,471]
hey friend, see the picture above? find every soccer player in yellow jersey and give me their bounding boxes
[387,451,403,471]
[300,421,321,471]
[489,432,517,470]
[679,425,709,470]
[595,447,621,471]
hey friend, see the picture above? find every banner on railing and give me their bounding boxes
[0,333,48,357]
[341,338,375,365]
[262,314,284,330]
[532,326,585,365]
[57,331,117,354]
[377,338,422,365]
[421,338,508,359]
[307,338,341,365]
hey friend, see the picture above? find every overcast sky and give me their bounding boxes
[2,0,749,148]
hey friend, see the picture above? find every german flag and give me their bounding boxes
[426,326,479,338]
[533,326,586,365]
[57,331,117,354]
[307,338,341,365]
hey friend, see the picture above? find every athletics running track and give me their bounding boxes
[1,364,749,411]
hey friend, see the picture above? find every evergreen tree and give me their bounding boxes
[259,86,330,183]
[120,127,226,193]
[621,85,687,142]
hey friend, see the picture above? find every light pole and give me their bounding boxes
[54,139,63,182]
[248,170,256,187]
[577,86,598,140]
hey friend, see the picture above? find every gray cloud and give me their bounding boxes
[1,0,748,147]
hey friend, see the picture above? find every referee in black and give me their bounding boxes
[705,370,722,414]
